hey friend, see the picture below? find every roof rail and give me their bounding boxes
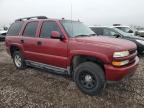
[15,16,48,21]
[113,24,121,26]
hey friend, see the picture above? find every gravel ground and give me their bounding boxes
[0,42,144,108]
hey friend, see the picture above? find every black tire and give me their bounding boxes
[12,51,26,69]
[74,62,105,96]
[138,50,144,55]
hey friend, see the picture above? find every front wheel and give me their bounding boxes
[74,62,105,96]
[13,51,26,69]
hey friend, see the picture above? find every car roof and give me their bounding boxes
[15,18,61,22]
[89,25,132,28]
[89,25,131,28]
[113,26,131,28]
[15,16,80,23]
[15,19,82,24]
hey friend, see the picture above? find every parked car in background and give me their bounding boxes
[113,24,144,37]
[5,16,139,95]
[137,30,144,37]
[113,25,135,36]
[0,28,7,41]
[90,26,144,54]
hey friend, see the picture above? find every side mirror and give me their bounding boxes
[51,31,63,40]
[128,30,133,33]
[113,34,121,38]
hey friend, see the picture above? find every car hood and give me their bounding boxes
[74,36,136,50]
[125,35,144,40]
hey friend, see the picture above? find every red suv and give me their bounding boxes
[5,16,139,95]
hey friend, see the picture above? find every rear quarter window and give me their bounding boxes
[7,22,23,36]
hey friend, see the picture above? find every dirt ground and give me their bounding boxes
[0,42,144,108]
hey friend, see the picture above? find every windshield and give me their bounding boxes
[116,27,133,33]
[113,27,134,37]
[61,20,95,37]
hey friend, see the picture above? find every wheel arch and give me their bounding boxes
[69,54,106,77]
[10,44,23,58]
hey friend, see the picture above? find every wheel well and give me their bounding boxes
[10,46,20,58]
[71,55,105,74]
[1,33,6,36]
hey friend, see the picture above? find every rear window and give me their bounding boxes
[23,22,38,37]
[7,22,23,36]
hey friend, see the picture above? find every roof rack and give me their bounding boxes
[113,24,121,26]
[15,16,48,21]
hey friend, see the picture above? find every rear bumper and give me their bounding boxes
[105,56,139,81]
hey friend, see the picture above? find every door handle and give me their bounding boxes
[37,41,42,46]
[21,39,24,43]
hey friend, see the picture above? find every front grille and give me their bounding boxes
[129,49,137,55]
[128,49,137,65]
[129,57,136,65]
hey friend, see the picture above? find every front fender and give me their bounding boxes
[68,50,110,66]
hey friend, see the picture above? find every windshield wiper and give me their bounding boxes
[89,33,97,36]
[75,34,89,37]
[74,33,96,38]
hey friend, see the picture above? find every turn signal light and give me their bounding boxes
[112,60,129,66]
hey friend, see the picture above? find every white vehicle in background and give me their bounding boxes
[113,24,135,36]
[0,27,8,41]
[135,27,144,37]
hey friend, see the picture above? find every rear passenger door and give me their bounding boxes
[21,21,40,61]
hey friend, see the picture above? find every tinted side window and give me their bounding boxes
[91,28,103,35]
[40,21,61,38]
[103,28,117,36]
[7,22,23,36]
[23,22,38,37]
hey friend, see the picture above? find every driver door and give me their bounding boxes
[35,21,68,68]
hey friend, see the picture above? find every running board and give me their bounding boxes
[25,60,70,75]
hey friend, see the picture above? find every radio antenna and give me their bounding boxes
[71,3,74,36]
[71,3,72,21]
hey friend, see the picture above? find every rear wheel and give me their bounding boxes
[12,51,26,69]
[74,62,105,96]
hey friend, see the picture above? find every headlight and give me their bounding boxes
[136,40,144,45]
[113,51,129,58]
